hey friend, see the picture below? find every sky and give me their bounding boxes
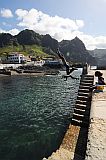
[1,0,106,50]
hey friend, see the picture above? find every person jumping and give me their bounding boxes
[57,48,79,80]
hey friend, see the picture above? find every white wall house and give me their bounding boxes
[7,53,26,64]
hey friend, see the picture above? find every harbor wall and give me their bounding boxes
[43,65,94,160]
[85,69,106,160]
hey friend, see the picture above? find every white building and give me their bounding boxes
[7,53,26,64]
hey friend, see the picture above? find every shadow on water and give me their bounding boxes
[0,70,81,160]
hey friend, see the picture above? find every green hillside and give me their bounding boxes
[0,44,50,58]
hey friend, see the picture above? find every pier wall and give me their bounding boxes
[0,69,11,75]
[85,69,106,160]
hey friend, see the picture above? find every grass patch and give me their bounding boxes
[0,45,50,58]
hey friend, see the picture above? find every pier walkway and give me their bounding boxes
[85,70,106,160]
[43,69,106,160]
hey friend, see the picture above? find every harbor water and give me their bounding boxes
[0,69,82,160]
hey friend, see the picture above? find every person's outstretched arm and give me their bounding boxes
[57,49,67,65]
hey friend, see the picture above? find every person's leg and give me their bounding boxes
[65,64,70,75]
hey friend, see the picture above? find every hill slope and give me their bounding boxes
[89,49,106,67]
[0,29,96,65]
[59,37,96,65]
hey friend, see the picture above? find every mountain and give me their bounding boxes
[59,37,96,65]
[15,29,42,45]
[89,49,106,67]
[41,34,58,52]
[0,33,13,47]
[0,29,96,65]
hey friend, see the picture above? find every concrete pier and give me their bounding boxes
[43,71,94,160]
[85,70,106,160]
[43,67,106,160]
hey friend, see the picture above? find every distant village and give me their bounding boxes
[0,52,62,75]
[0,52,63,66]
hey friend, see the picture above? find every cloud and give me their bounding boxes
[0,8,13,18]
[14,8,106,50]
[15,9,28,20]
[0,28,20,35]
[1,8,106,50]
[8,28,20,35]
[15,8,84,36]
[77,34,106,50]
[0,28,6,33]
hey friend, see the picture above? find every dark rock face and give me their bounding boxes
[0,33,13,47]
[0,30,96,65]
[88,49,106,67]
[59,37,96,65]
[41,34,58,52]
[15,29,42,45]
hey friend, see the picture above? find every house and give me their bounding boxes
[5,52,26,64]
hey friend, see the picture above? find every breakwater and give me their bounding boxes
[43,68,94,160]
[0,69,11,75]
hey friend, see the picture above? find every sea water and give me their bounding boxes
[0,69,82,160]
